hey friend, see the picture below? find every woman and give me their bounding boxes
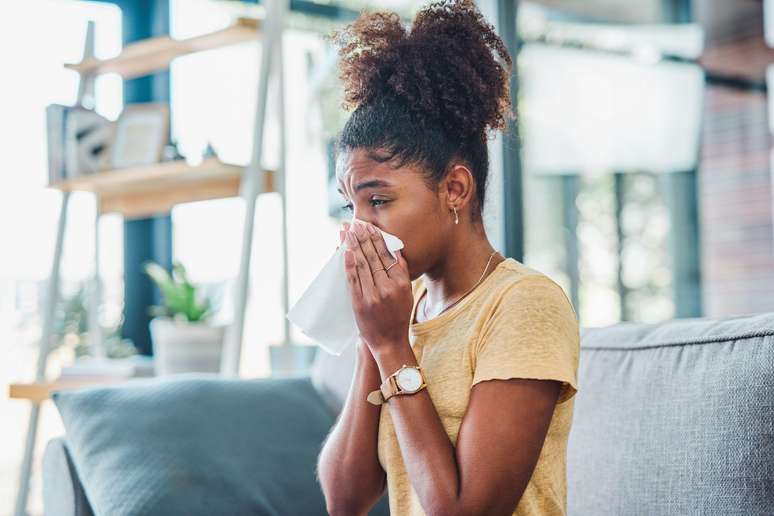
[317,1,580,515]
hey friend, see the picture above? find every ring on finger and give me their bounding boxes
[374,258,398,274]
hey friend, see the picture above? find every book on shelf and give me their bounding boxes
[59,355,155,379]
[46,104,114,185]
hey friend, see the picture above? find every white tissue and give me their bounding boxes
[286,220,405,356]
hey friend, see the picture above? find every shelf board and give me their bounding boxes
[9,377,134,404]
[65,17,261,79]
[50,157,276,219]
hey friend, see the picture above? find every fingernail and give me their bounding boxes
[367,224,376,235]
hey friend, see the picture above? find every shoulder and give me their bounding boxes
[471,263,580,404]
[473,262,580,360]
[491,262,577,323]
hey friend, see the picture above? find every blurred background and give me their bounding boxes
[2,0,774,514]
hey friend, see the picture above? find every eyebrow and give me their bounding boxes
[337,179,393,195]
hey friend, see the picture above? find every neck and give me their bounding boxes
[421,222,504,313]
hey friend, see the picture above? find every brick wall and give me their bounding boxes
[699,83,774,315]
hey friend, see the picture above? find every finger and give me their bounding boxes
[363,223,402,280]
[353,222,389,282]
[394,249,408,278]
[346,229,376,298]
[343,246,362,298]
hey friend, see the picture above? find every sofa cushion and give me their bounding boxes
[568,312,774,515]
[51,374,336,516]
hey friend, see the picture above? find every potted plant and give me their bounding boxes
[144,260,225,376]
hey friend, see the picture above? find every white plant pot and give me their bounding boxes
[269,343,319,378]
[149,317,226,376]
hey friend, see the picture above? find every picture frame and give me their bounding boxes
[110,102,169,169]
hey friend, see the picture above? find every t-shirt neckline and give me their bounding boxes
[410,257,516,335]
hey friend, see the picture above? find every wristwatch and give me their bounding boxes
[367,364,427,405]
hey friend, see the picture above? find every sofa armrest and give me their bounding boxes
[42,436,94,516]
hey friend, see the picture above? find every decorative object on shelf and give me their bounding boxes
[161,138,185,162]
[46,104,68,184]
[110,102,169,169]
[202,140,218,160]
[268,342,319,378]
[67,109,114,177]
[46,104,114,183]
[144,260,226,376]
[59,355,155,379]
[52,281,137,359]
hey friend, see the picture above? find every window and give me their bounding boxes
[0,1,122,511]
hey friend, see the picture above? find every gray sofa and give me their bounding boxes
[43,312,774,515]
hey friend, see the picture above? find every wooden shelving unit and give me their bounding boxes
[65,17,261,80]
[13,5,290,514]
[52,157,276,219]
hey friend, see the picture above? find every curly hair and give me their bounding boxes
[327,0,515,222]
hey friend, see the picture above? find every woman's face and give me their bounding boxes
[336,147,449,281]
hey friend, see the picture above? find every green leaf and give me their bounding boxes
[143,259,217,323]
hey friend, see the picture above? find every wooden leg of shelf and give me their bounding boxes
[15,189,70,515]
[14,403,41,516]
[221,0,288,377]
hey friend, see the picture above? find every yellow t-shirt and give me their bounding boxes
[377,257,580,516]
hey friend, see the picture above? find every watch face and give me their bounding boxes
[396,367,423,392]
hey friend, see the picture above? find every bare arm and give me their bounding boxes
[333,217,573,515]
[316,337,387,515]
[369,343,560,516]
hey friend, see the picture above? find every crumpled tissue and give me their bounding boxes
[286,219,404,356]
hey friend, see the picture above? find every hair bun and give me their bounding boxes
[329,0,515,145]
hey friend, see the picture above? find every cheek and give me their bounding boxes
[394,237,418,275]
[379,197,438,261]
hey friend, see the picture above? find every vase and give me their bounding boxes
[149,317,226,376]
[269,342,319,378]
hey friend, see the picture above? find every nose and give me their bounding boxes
[350,217,378,231]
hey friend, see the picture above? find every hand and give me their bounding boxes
[342,221,413,355]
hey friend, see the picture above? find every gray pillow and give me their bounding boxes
[52,374,337,516]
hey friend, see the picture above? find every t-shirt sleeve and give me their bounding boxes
[471,275,580,404]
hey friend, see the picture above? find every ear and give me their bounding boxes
[443,163,475,210]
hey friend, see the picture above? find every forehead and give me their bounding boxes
[336,148,403,194]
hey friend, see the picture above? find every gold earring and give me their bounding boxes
[453,206,459,225]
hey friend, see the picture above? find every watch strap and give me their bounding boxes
[366,389,385,405]
[381,375,397,401]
